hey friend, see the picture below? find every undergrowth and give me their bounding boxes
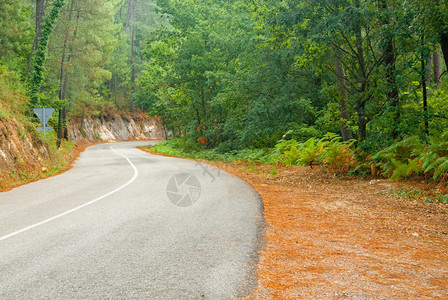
[148,133,356,173]
[149,132,448,189]
[354,133,448,183]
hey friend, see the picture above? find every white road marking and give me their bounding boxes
[0,147,138,242]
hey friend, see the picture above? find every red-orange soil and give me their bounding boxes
[206,162,448,299]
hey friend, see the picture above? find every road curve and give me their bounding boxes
[0,141,264,299]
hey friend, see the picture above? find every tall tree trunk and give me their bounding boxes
[57,109,63,146]
[426,56,432,87]
[57,0,74,148]
[194,106,201,133]
[354,0,367,141]
[435,0,448,68]
[36,0,45,37]
[26,40,36,80]
[334,51,353,141]
[130,0,136,113]
[62,107,67,139]
[62,3,80,139]
[201,88,207,125]
[64,7,79,102]
[113,73,118,107]
[439,30,448,69]
[356,100,367,141]
[57,35,69,146]
[433,49,442,88]
[379,0,400,139]
[421,38,429,136]
[26,0,45,80]
[125,0,133,34]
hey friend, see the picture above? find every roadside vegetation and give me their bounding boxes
[1,1,448,193]
[148,131,448,204]
[150,131,448,183]
[0,66,77,191]
[141,0,448,200]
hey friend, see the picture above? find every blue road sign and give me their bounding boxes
[33,108,54,138]
[37,126,53,132]
[33,108,54,126]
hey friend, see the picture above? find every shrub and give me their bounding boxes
[356,133,448,182]
[275,133,356,171]
[317,133,356,171]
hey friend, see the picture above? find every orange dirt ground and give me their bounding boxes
[207,162,448,299]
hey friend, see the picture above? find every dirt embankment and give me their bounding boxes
[0,117,53,189]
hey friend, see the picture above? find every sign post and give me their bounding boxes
[33,108,54,138]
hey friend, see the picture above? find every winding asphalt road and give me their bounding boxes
[0,141,264,299]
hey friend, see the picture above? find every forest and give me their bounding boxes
[1,0,448,183]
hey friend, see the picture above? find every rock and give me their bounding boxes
[68,114,165,142]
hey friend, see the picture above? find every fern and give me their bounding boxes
[433,157,448,180]
[297,138,318,166]
[422,151,438,173]
[282,140,301,165]
[318,135,355,170]
[390,159,407,180]
[390,158,422,180]
[408,159,422,177]
[429,131,448,156]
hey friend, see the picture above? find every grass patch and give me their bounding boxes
[387,188,448,205]
[145,137,278,164]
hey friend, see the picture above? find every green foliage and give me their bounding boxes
[29,0,66,108]
[2,0,448,193]
[318,133,356,171]
[389,158,422,181]
[0,66,29,119]
[0,0,33,65]
[149,137,279,164]
[275,133,356,171]
[355,133,448,182]
[152,132,357,174]
[137,0,320,149]
[275,139,302,166]
[137,0,448,158]
[433,157,448,181]
[0,61,7,75]
[282,123,321,142]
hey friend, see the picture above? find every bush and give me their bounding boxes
[282,123,321,142]
[275,133,356,171]
[354,133,448,182]
[317,133,356,171]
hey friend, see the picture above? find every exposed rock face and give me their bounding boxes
[0,117,51,186]
[68,115,165,142]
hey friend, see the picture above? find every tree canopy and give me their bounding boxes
[1,0,447,153]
